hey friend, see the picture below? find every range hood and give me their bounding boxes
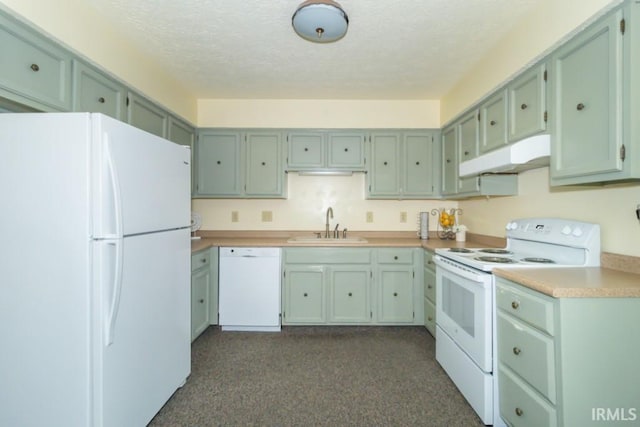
[459,134,550,177]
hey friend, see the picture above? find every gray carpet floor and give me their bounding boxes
[149,326,484,426]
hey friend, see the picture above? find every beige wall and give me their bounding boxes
[0,0,197,122]
[197,99,440,129]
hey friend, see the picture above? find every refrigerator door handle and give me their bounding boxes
[105,238,124,346]
[104,136,124,239]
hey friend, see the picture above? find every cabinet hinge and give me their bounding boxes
[543,70,547,81]
[370,311,373,319]
[477,112,480,121]
[283,271,286,278]
[413,271,415,278]
[544,111,548,122]
[413,311,415,319]
[621,144,626,161]
[126,97,129,107]
[621,18,626,35]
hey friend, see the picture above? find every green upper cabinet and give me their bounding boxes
[287,130,365,171]
[127,92,168,138]
[168,116,195,147]
[368,130,437,199]
[0,10,72,111]
[194,129,286,198]
[72,60,126,120]
[549,5,626,185]
[441,125,458,196]
[508,63,547,142]
[457,110,481,194]
[368,133,401,196]
[480,89,508,153]
[245,131,285,197]
[195,130,243,197]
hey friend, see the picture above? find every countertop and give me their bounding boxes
[494,267,640,298]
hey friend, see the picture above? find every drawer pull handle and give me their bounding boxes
[303,293,308,297]
[513,347,521,355]
[98,97,105,103]
[199,299,204,303]
[577,103,585,111]
[520,103,528,110]
[348,292,352,297]
[30,63,40,72]
[515,407,524,417]
[511,301,519,309]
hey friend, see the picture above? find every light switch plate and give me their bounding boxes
[231,211,239,222]
[262,211,273,222]
[366,211,374,223]
[400,212,407,223]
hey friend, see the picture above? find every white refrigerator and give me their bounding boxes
[0,113,192,426]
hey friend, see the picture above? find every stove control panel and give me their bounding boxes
[505,218,600,247]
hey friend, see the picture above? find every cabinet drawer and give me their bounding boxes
[424,267,436,303]
[424,297,436,336]
[284,248,371,264]
[191,250,211,271]
[0,13,72,110]
[499,366,557,427]
[377,249,413,264]
[496,280,554,335]
[497,312,556,403]
[423,250,436,271]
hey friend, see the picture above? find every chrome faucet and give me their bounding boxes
[325,207,334,238]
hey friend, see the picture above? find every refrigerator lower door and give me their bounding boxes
[94,228,190,426]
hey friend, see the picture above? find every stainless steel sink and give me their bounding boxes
[287,236,368,244]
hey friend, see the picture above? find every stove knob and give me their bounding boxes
[572,227,584,237]
[561,225,572,235]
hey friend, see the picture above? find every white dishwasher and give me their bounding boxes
[218,247,281,331]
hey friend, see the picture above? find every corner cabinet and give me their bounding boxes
[367,131,438,199]
[194,129,286,198]
[282,248,423,326]
[496,277,640,426]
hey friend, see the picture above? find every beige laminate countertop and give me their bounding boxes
[494,267,640,298]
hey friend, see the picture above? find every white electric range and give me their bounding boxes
[433,218,600,426]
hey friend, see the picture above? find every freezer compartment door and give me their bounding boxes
[94,228,190,427]
[92,114,191,238]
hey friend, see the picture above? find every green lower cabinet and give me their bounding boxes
[283,266,326,324]
[496,277,640,426]
[377,267,414,323]
[423,249,436,337]
[191,248,214,341]
[328,267,372,323]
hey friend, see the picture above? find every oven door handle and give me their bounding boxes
[434,255,490,283]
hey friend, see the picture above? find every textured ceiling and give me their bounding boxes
[86,0,541,100]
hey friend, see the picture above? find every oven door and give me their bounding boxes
[435,255,493,372]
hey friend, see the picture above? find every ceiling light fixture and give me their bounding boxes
[292,0,349,43]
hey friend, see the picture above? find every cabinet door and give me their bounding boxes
[195,131,243,196]
[0,12,72,111]
[328,266,371,323]
[127,92,167,138]
[377,266,414,323]
[191,267,210,341]
[404,132,434,196]
[72,61,126,120]
[550,9,623,183]
[245,132,284,197]
[328,132,366,169]
[168,116,194,147]
[441,126,458,195]
[509,64,547,142]
[457,111,481,194]
[283,266,325,324]
[480,90,508,153]
[287,132,324,169]
[369,133,400,196]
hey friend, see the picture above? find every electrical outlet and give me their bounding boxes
[400,212,407,223]
[262,211,273,222]
[231,211,239,222]
[366,211,374,223]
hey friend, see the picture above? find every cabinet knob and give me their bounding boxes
[304,147,309,151]
[98,97,105,104]
[513,347,521,355]
[394,256,398,260]
[393,292,398,297]
[446,159,451,163]
[261,162,266,166]
[344,148,349,152]
[427,285,432,289]
[216,160,221,165]
[515,408,524,417]
[415,161,420,165]
[577,103,585,111]
[303,293,308,297]
[464,151,469,156]
[201,258,206,263]
[520,103,528,110]
[490,120,497,126]
[383,161,388,166]
[511,301,519,309]
[348,292,352,297]
[199,299,204,303]
[427,316,433,321]
[30,63,40,72]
